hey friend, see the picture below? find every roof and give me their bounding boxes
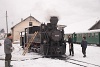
[11,16,41,29]
[89,20,100,30]
[75,29,100,34]
[57,25,67,30]
[65,29,100,34]
[65,18,100,34]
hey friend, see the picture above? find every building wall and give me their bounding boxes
[12,17,41,41]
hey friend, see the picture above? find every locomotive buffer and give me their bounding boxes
[22,31,38,56]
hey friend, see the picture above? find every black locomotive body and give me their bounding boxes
[20,16,66,56]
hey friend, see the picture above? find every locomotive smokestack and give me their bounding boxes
[50,16,58,25]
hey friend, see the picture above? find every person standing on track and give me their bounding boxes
[81,37,87,58]
[4,33,14,67]
[68,35,74,56]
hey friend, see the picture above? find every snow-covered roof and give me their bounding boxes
[57,25,67,30]
[65,18,100,34]
[75,29,100,34]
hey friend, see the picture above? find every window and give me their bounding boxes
[95,33,98,36]
[79,34,81,37]
[29,22,32,26]
[82,34,84,37]
[77,34,79,37]
[88,33,90,37]
[92,33,94,37]
[95,33,98,38]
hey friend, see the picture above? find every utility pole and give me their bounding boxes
[6,11,8,34]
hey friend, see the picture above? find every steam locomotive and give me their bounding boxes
[20,16,66,56]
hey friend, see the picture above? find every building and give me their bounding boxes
[11,16,41,42]
[89,20,100,30]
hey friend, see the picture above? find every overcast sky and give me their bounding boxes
[0,0,100,32]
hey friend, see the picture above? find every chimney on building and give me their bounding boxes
[21,18,23,22]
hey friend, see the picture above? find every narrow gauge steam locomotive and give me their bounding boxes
[20,16,66,56]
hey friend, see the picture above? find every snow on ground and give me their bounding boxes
[0,40,100,67]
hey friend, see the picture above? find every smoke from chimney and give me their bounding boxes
[45,9,60,23]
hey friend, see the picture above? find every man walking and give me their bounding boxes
[4,33,14,67]
[81,37,87,58]
[68,35,74,56]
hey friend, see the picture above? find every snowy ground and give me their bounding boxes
[0,40,100,67]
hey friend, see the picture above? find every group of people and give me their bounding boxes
[68,35,87,58]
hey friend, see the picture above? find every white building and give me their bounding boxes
[11,16,41,41]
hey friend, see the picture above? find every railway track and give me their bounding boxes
[68,58,100,67]
[55,56,100,67]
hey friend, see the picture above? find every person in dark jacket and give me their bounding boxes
[4,33,14,67]
[68,35,74,56]
[81,37,87,57]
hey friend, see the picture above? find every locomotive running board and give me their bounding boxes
[22,31,38,56]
